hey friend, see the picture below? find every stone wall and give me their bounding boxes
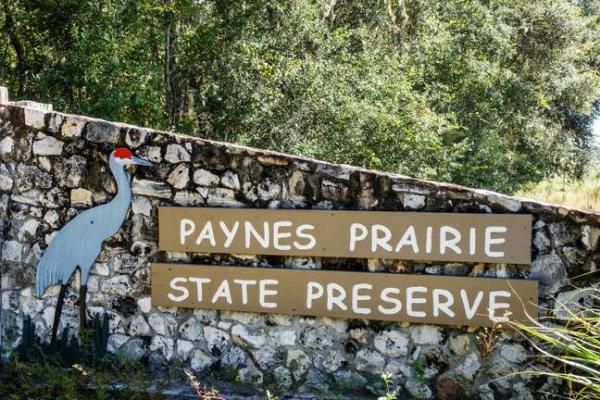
[0,97,599,399]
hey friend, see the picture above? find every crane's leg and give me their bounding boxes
[51,284,68,344]
[79,285,87,334]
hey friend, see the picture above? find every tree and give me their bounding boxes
[1,0,598,193]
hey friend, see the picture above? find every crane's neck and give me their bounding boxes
[108,158,132,223]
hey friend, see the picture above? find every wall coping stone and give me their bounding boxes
[1,101,597,226]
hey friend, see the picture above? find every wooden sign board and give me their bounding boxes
[158,208,532,264]
[152,264,538,327]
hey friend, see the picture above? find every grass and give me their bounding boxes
[515,168,600,213]
[511,288,600,400]
[0,354,165,400]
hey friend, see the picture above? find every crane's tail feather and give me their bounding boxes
[35,258,62,297]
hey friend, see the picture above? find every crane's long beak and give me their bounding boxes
[132,156,153,166]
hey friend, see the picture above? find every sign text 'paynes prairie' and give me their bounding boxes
[159,208,532,263]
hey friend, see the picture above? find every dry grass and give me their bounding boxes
[516,168,600,213]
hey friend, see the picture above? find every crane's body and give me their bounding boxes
[35,148,152,342]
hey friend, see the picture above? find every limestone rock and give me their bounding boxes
[102,275,132,296]
[175,339,194,361]
[251,347,278,370]
[284,257,321,270]
[193,169,220,186]
[24,108,46,130]
[178,317,204,342]
[411,325,442,346]
[533,230,551,252]
[150,336,174,361]
[43,210,61,228]
[138,146,162,163]
[107,334,130,353]
[18,219,39,242]
[424,265,442,274]
[528,252,567,296]
[449,335,471,356]
[277,328,297,346]
[484,192,522,212]
[499,344,527,363]
[2,240,23,262]
[287,170,310,200]
[319,350,345,373]
[257,155,288,166]
[16,164,52,191]
[60,116,86,138]
[165,144,190,163]
[0,163,13,191]
[354,349,385,374]
[0,136,14,155]
[435,375,466,400]
[33,137,64,156]
[41,187,68,208]
[232,324,266,349]
[333,370,368,391]
[207,187,244,207]
[403,193,426,210]
[167,164,189,189]
[86,120,121,144]
[0,137,14,154]
[137,296,152,313]
[298,369,329,394]
[443,263,469,276]
[174,191,204,206]
[132,196,152,216]
[221,346,247,369]
[221,171,240,190]
[455,353,481,381]
[256,179,281,201]
[190,349,214,372]
[129,314,151,337]
[132,178,172,199]
[548,223,576,246]
[405,379,433,399]
[374,330,410,357]
[47,113,64,133]
[125,128,148,148]
[57,155,86,188]
[38,156,51,172]
[582,225,600,251]
[87,276,100,293]
[121,338,148,359]
[238,364,263,384]
[321,180,347,200]
[111,252,143,273]
[70,188,92,207]
[350,328,370,345]
[148,312,177,336]
[287,349,311,381]
[274,366,293,391]
[203,326,231,356]
[554,288,596,318]
[562,246,586,266]
[303,326,334,350]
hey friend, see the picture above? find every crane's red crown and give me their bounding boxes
[114,148,133,159]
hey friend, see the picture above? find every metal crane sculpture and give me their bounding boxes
[35,148,153,343]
